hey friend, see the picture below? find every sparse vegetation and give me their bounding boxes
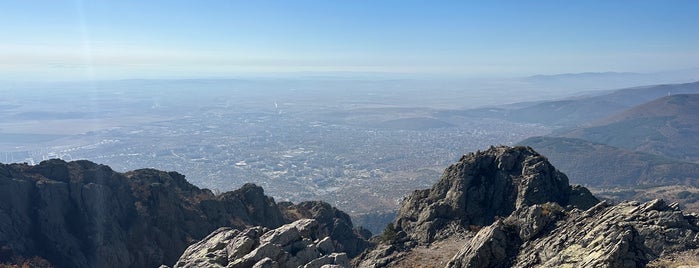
[381,222,399,243]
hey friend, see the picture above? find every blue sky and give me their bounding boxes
[1,0,698,80]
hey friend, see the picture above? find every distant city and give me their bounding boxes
[1,100,547,216]
[0,79,554,219]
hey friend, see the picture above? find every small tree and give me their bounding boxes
[381,222,399,243]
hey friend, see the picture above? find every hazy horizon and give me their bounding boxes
[2,1,698,81]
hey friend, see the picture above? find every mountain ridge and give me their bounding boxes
[436,81,699,128]
[562,94,699,162]
[3,146,699,267]
[356,146,699,267]
[0,159,370,268]
[519,136,699,187]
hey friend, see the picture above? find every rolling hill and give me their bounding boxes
[437,81,699,128]
[562,94,699,162]
[519,136,699,187]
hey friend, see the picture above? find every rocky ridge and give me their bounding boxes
[3,146,699,267]
[172,219,351,268]
[393,146,598,244]
[447,199,699,267]
[355,146,699,267]
[0,159,370,268]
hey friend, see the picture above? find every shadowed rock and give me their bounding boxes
[394,146,597,243]
[0,159,370,268]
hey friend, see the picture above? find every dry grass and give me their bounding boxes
[390,235,471,268]
[647,248,699,268]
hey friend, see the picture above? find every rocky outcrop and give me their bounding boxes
[279,201,372,258]
[447,199,699,267]
[357,146,699,267]
[5,146,698,268]
[445,220,519,268]
[445,202,563,268]
[172,219,351,268]
[0,160,143,268]
[394,146,598,243]
[0,159,370,268]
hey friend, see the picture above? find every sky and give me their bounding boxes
[1,0,698,81]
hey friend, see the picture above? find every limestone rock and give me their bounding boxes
[174,219,350,268]
[252,257,278,268]
[446,220,520,268]
[446,199,699,268]
[279,201,372,257]
[511,199,699,267]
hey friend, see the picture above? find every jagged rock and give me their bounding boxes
[9,146,697,267]
[353,244,404,267]
[505,202,563,241]
[174,219,350,268]
[227,231,260,260]
[511,199,699,267]
[445,199,699,268]
[357,146,699,267]
[0,159,370,268]
[317,237,335,254]
[260,222,303,247]
[568,185,600,210]
[173,227,242,267]
[214,183,287,229]
[446,220,520,268]
[252,257,278,268]
[279,201,372,258]
[304,253,350,268]
[394,146,598,243]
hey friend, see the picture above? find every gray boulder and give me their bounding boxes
[447,199,699,268]
[174,219,350,268]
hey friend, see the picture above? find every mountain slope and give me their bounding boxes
[563,94,699,162]
[437,81,699,128]
[519,136,699,187]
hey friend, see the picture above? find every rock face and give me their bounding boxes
[173,219,351,268]
[279,201,373,258]
[445,220,519,268]
[357,146,699,268]
[394,146,598,243]
[0,159,370,268]
[448,199,699,267]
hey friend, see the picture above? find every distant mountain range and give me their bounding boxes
[562,94,699,162]
[515,86,699,211]
[519,94,699,185]
[438,81,699,128]
[519,136,699,187]
[521,68,699,93]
